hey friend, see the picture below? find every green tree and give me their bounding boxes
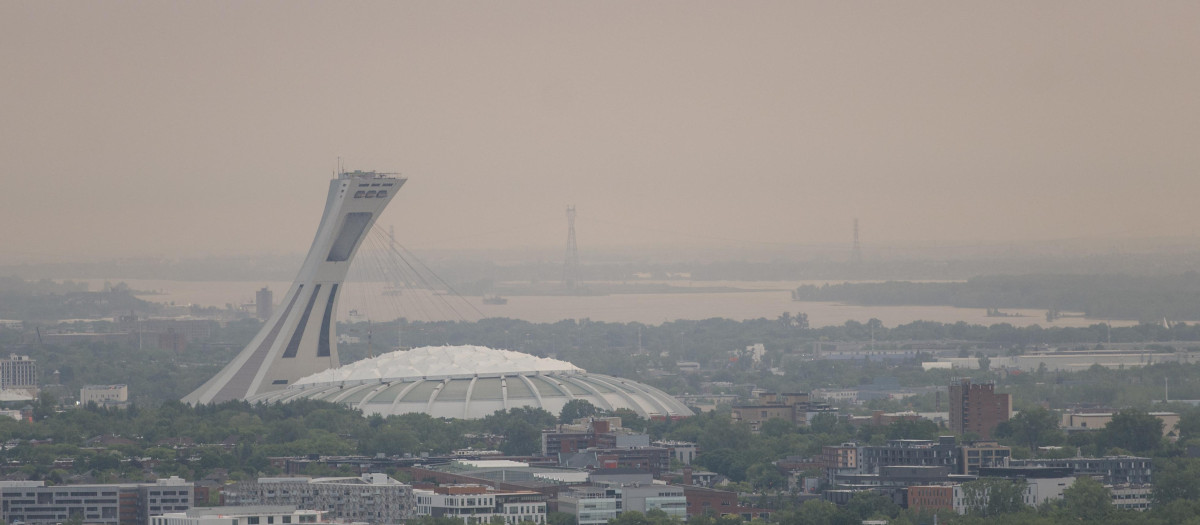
[611,510,648,525]
[1059,476,1112,521]
[759,418,794,438]
[1153,457,1200,505]
[745,462,785,491]
[884,419,939,441]
[961,478,1027,517]
[547,512,577,525]
[1104,408,1163,455]
[845,491,899,521]
[995,406,1062,452]
[809,412,839,435]
[559,400,599,424]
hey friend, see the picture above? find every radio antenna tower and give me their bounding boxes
[563,205,580,288]
[852,218,862,265]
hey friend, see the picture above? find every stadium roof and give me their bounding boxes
[247,345,693,420]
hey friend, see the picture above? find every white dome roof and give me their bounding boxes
[297,345,581,385]
[248,345,693,420]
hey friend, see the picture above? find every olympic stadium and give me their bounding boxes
[245,345,693,420]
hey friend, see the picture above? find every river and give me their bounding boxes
[90,278,1134,328]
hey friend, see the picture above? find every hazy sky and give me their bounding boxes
[2,2,1198,262]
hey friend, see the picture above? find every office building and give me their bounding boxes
[0,477,192,525]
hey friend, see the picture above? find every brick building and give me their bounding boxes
[906,485,959,513]
[948,379,1011,439]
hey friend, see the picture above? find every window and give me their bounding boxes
[248,517,260,524]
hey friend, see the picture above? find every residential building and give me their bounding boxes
[413,485,546,525]
[543,419,648,456]
[977,467,1076,507]
[224,474,413,524]
[821,443,859,472]
[652,441,697,466]
[256,287,274,321]
[949,379,1011,439]
[1008,456,1152,485]
[0,354,37,396]
[859,437,959,474]
[957,441,1011,475]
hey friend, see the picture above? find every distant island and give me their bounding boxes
[790,273,1200,323]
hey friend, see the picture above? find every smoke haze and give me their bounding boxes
[2,2,1198,262]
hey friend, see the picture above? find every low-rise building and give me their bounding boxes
[1109,484,1152,511]
[730,392,833,433]
[1008,456,1152,485]
[557,487,620,525]
[1060,411,1180,439]
[957,441,1011,475]
[859,437,958,474]
[152,506,325,525]
[413,485,546,525]
[81,384,129,407]
[906,485,961,514]
[224,474,412,524]
[0,476,193,525]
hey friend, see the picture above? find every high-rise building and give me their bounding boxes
[183,171,404,404]
[255,287,274,321]
[949,378,1011,439]
[0,354,37,396]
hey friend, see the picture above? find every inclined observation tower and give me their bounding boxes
[183,170,405,404]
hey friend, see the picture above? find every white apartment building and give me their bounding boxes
[224,474,412,524]
[413,485,546,525]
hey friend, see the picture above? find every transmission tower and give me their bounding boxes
[852,218,862,265]
[563,205,580,288]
